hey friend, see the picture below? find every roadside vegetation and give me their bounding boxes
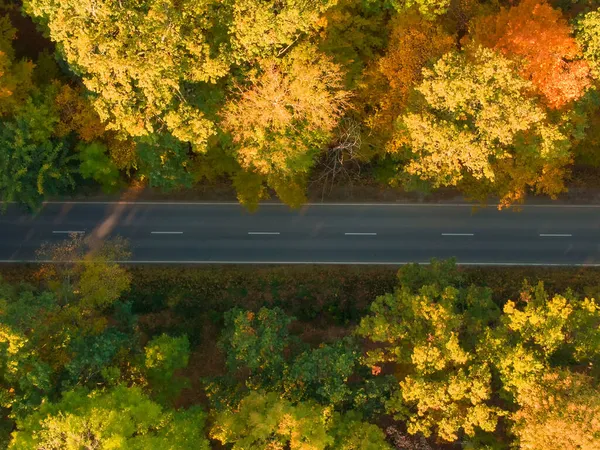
[0,0,600,209]
[2,0,600,447]
[1,237,599,449]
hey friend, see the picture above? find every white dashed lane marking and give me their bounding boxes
[344,232,377,236]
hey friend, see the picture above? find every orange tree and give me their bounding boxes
[470,0,591,109]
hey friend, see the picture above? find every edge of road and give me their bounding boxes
[2,260,600,266]
[35,200,600,208]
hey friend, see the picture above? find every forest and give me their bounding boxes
[0,238,599,449]
[1,0,600,448]
[0,0,599,208]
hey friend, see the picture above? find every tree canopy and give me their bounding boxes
[9,385,210,450]
[222,44,349,188]
[361,11,454,153]
[576,8,600,81]
[357,260,600,445]
[1,250,600,448]
[356,260,502,441]
[511,371,600,450]
[209,390,392,450]
[0,0,597,209]
[399,47,572,206]
[22,0,226,146]
[471,0,591,109]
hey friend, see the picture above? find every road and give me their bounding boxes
[0,201,599,265]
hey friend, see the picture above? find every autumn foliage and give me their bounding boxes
[471,0,591,109]
[398,46,572,206]
[223,44,349,176]
[53,84,106,142]
[2,249,600,447]
[362,12,453,152]
[1,0,600,208]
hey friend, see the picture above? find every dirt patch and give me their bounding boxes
[175,320,227,409]
[293,322,353,347]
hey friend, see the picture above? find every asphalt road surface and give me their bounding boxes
[1,201,600,265]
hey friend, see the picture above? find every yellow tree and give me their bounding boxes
[484,283,600,395]
[512,371,600,450]
[9,386,210,450]
[52,84,107,142]
[23,0,341,146]
[229,0,337,61]
[36,234,132,332]
[400,47,572,206]
[23,0,227,148]
[222,44,349,206]
[210,391,392,449]
[576,9,600,81]
[356,262,503,442]
[388,0,452,19]
[361,12,453,154]
[477,282,600,448]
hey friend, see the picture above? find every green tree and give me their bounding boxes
[144,334,190,405]
[284,339,358,406]
[0,90,75,210]
[570,89,600,168]
[0,282,136,446]
[0,237,136,421]
[210,391,391,450]
[317,0,388,89]
[63,328,132,389]
[219,307,293,390]
[396,258,462,292]
[0,281,55,417]
[356,261,503,441]
[136,133,194,191]
[9,385,210,449]
[330,411,394,450]
[0,15,34,117]
[78,141,121,193]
